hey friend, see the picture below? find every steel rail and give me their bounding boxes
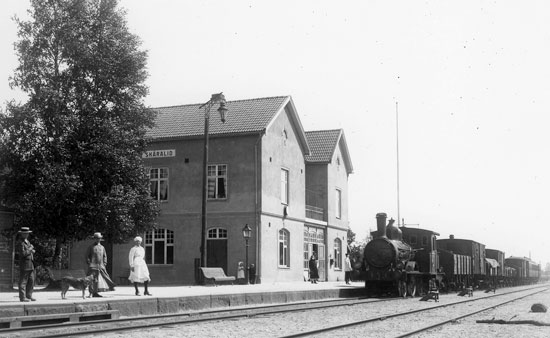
[394,287,549,338]
[279,285,549,338]
[0,294,391,337]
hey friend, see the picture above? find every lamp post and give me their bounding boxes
[242,224,252,284]
[199,93,228,268]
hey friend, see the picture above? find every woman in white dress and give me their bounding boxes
[128,236,151,296]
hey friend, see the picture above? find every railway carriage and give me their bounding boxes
[505,256,541,285]
[437,236,486,288]
[485,248,505,287]
[437,249,472,290]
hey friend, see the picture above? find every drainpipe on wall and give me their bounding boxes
[254,130,265,283]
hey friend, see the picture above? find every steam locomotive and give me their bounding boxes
[362,213,440,296]
[362,212,541,296]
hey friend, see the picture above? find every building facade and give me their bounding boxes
[70,95,353,285]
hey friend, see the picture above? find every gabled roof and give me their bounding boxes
[304,129,353,174]
[147,95,310,154]
[148,96,286,139]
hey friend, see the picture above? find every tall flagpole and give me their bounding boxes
[396,102,401,227]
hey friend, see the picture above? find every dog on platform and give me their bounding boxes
[60,275,94,300]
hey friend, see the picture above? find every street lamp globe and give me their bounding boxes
[242,224,252,239]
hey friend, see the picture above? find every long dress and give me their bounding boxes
[128,246,151,283]
[309,258,319,280]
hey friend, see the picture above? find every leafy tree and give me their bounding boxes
[347,228,356,246]
[0,0,159,266]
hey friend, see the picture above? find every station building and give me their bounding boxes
[70,95,353,285]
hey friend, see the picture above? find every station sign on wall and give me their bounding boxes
[143,149,176,159]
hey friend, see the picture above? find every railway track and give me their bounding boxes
[281,285,550,337]
[1,294,391,338]
[3,285,547,338]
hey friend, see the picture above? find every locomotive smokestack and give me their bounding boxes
[450,234,454,239]
[376,213,387,238]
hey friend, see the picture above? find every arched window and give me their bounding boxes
[208,228,228,239]
[145,229,174,265]
[334,238,342,270]
[279,229,290,267]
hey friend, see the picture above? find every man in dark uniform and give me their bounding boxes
[86,232,115,297]
[17,227,36,302]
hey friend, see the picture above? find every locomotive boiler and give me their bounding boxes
[363,212,441,297]
[363,213,413,296]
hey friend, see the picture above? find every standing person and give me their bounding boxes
[86,232,116,297]
[128,236,151,296]
[344,253,353,285]
[248,264,256,284]
[17,227,36,302]
[236,262,245,284]
[308,254,319,284]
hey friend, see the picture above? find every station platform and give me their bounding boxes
[0,281,365,318]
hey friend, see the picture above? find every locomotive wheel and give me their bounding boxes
[407,277,417,297]
[398,280,407,298]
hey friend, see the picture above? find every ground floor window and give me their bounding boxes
[145,228,174,265]
[279,229,290,267]
[333,238,342,270]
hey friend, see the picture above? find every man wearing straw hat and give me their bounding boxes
[17,227,36,302]
[86,232,115,297]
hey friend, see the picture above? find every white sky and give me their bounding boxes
[2,1,549,267]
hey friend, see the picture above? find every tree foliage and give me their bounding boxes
[0,0,159,250]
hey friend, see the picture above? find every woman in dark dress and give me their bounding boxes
[309,254,319,284]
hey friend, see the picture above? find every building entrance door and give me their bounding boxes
[207,239,228,273]
[317,244,325,280]
[303,225,326,281]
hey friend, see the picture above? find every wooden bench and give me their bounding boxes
[200,267,236,286]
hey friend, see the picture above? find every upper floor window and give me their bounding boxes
[208,164,227,199]
[145,228,174,265]
[334,238,342,270]
[279,229,290,267]
[335,188,342,219]
[281,169,289,205]
[150,168,168,201]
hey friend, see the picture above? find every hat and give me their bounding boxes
[18,227,32,234]
[134,236,142,242]
[93,232,103,240]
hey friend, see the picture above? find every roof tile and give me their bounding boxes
[304,129,342,162]
[147,96,289,139]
